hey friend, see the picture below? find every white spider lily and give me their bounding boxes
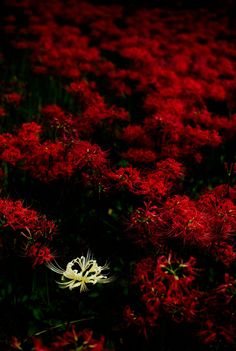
[46,251,113,292]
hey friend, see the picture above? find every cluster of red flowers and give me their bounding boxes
[5,0,236,164]
[0,198,57,267]
[1,0,236,350]
[0,119,109,182]
[0,79,23,120]
[125,252,236,345]
[127,184,236,345]
[125,253,199,330]
[11,325,111,351]
[130,185,236,259]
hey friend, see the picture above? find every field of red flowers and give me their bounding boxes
[0,0,236,350]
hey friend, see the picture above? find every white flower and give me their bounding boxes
[46,251,113,292]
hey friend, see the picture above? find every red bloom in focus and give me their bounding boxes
[133,253,200,326]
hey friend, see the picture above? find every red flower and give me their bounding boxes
[50,326,108,351]
[122,148,157,164]
[32,338,50,351]
[0,106,6,117]
[108,166,141,193]
[124,306,148,337]
[26,242,54,268]
[4,92,22,106]
[133,253,200,326]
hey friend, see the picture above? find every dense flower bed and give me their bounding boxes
[0,0,236,350]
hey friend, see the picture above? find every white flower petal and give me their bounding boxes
[47,250,113,292]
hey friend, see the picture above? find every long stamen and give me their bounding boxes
[46,260,65,274]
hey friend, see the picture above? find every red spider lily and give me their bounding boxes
[133,253,201,325]
[0,122,109,182]
[120,125,154,148]
[32,338,50,351]
[0,199,56,236]
[121,148,157,164]
[26,242,55,268]
[4,92,22,106]
[107,166,142,193]
[214,274,236,304]
[50,326,108,351]
[0,106,6,117]
[124,306,148,337]
[198,320,235,345]
[41,105,79,140]
[130,202,159,234]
